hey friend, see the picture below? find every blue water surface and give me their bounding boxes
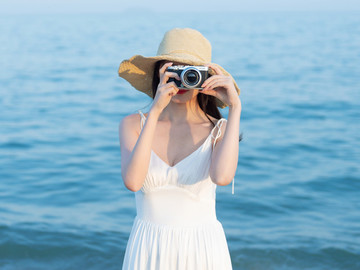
[0,11,360,270]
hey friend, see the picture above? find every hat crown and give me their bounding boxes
[156,28,211,63]
[118,27,240,108]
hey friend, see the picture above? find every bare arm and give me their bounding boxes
[119,62,180,192]
[119,110,161,192]
[201,62,242,186]
[209,104,241,185]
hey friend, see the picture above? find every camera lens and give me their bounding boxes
[181,67,202,88]
[185,71,199,85]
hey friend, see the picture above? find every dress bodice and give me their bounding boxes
[134,110,233,226]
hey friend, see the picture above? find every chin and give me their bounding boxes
[171,97,187,102]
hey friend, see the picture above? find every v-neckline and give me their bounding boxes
[151,133,213,169]
[140,112,225,169]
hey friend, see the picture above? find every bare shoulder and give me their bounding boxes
[208,115,227,143]
[208,115,227,129]
[118,112,143,136]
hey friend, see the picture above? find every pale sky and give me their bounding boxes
[1,0,360,14]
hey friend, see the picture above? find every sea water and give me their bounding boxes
[0,11,359,270]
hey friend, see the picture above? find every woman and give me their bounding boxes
[118,28,242,270]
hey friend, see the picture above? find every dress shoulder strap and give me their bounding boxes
[137,113,235,194]
[210,118,235,195]
[138,110,146,129]
[210,118,227,150]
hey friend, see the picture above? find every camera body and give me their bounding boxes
[166,65,210,90]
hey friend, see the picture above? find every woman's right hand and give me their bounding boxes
[150,62,180,114]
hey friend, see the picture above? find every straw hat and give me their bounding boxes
[118,28,240,108]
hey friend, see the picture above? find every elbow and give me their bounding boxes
[122,172,143,192]
[213,177,233,186]
[125,183,141,192]
[210,171,235,186]
[124,180,142,192]
[217,179,228,186]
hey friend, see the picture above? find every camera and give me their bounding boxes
[166,65,210,90]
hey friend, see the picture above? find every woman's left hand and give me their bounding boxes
[201,63,241,109]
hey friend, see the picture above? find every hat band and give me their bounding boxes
[159,49,209,63]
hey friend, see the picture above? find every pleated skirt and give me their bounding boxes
[122,216,233,270]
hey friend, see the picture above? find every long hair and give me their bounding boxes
[151,60,243,142]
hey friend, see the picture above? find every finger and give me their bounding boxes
[158,81,178,92]
[205,63,224,76]
[159,62,173,76]
[201,75,222,88]
[203,78,227,90]
[200,88,217,97]
[204,80,227,91]
[168,81,179,89]
[169,89,176,96]
[160,71,181,85]
[203,75,224,88]
[163,81,178,92]
[167,84,179,96]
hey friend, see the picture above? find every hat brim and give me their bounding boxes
[118,54,240,109]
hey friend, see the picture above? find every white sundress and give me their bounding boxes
[122,110,235,270]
